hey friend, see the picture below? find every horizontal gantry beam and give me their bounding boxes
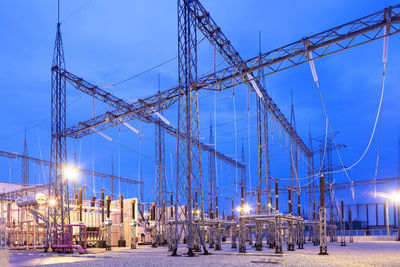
[0,149,142,184]
[59,70,244,169]
[196,5,400,90]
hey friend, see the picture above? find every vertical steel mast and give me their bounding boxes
[240,143,246,201]
[155,77,167,243]
[208,120,216,215]
[48,0,69,250]
[22,131,29,185]
[174,0,206,256]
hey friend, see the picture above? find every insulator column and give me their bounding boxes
[287,187,295,251]
[340,200,346,246]
[79,188,82,222]
[101,188,105,223]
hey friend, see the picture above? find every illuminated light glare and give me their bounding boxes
[63,166,79,180]
[377,192,400,203]
[243,204,251,213]
[236,204,251,213]
[49,199,57,207]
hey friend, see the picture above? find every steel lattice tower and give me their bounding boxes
[308,125,315,220]
[256,35,271,213]
[111,156,115,200]
[48,14,70,250]
[290,92,299,197]
[155,87,167,241]
[22,131,29,185]
[208,120,216,214]
[240,144,246,201]
[315,134,346,227]
[174,0,206,256]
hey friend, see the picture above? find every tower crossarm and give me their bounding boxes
[195,4,400,91]
[59,72,244,169]
[191,0,312,158]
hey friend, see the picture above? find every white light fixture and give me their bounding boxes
[49,198,57,207]
[119,118,140,134]
[246,73,264,100]
[151,107,171,126]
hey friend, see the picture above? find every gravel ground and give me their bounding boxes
[9,241,400,266]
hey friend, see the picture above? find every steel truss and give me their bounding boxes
[155,88,167,245]
[208,123,216,215]
[61,4,400,162]
[57,70,243,169]
[173,0,206,256]
[48,22,69,251]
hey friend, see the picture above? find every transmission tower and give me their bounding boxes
[22,130,29,185]
[48,1,70,250]
[314,133,346,232]
[173,0,207,256]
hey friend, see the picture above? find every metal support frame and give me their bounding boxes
[208,122,216,216]
[173,0,207,257]
[48,21,69,251]
[255,222,263,251]
[319,207,328,255]
[275,217,283,254]
[155,88,167,245]
[231,223,237,249]
[238,217,246,253]
[22,132,29,186]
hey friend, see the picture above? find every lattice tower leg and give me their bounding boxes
[248,228,253,245]
[231,224,237,248]
[340,219,346,246]
[208,226,215,248]
[268,223,275,249]
[319,208,328,255]
[215,224,222,250]
[131,222,137,249]
[194,226,201,252]
[106,224,112,250]
[239,218,247,253]
[313,223,320,246]
[275,217,283,254]
[287,221,295,251]
[255,222,263,251]
[297,223,304,249]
